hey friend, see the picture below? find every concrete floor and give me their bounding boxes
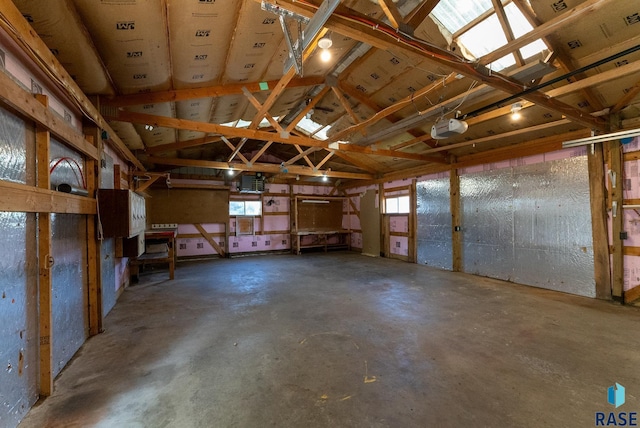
[20,252,640,427]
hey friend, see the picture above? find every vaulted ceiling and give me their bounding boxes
[9,0,640,184]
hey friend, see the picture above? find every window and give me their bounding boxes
[385,195,410,214]
[229,200,262,216]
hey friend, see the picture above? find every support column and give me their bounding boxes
[84,125,103,335]
[35,94,53,396]
[587,143,612,299]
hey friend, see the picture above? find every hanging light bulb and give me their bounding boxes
[322,173,328,182]
[227,169,234,176]
[318,34,332,63]
[511,102,523,120]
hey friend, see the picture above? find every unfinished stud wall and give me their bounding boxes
[0,107,38,428]
[417,173,453,270]
[460,152,596,297]
[49,139,89,376]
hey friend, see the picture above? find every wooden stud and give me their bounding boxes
[607,139,624,300]
[35,94,53,397]
[113,164,121,190]
[84,127,103,335]
[194,224,226,257]
[450,170,462,272]
[588,143,612,300]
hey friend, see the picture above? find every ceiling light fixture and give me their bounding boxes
[318,33,332,62]
[227,169,234,176]
[322,173,329,182]
[511,103,522,120]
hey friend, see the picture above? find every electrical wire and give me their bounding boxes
[49,157,86,189]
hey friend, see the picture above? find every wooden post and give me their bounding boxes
[379,183,385,257]
[450,169,462,272]
[607,140,624,300]
[588,143,612,299]
[84,125,103,334]
[35,94,53,396]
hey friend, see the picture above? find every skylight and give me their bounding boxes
[295,117,330,140]
[431,0,494,34]
[431,0,548,72]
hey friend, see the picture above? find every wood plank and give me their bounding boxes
[491,0,524,66]
[404,0,439,31]
[623,151,640,162]
[624,284,640,304]
[36,94,53,396]
[83,127,103,336]
[265,0,607,131]
[285,86,331,133]
[608,139,624,299]
[480,0,614,65]
[145,156,374,180]
[450,170,462,272]
[612,78,640,114]
[0,71,98,160]
[0,3,142,169]
[378,0,405,29]
[0,180,97,214]
[194,224,226,257]
[145,135,222,155]
[331,86,360,126]
[103,76,324,107]
[588,143,612,300]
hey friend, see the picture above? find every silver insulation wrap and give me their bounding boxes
[460,156,596,297]
[417,176,453,270]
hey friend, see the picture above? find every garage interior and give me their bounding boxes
[1,0,640,426]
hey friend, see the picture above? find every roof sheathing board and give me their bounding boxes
[167,0,238,89]
[72,0,171,94]
[13,0,114,95]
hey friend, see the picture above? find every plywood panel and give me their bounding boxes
[148,188,229,224]
[297,200,343,231]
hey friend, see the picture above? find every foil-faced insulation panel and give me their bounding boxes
[100,154,117,318]
[0,107,31,185]
[417,177,453,270]
[51,213,88,377]
[0,212,38,428]
[50,138,85,191]
[460,156,595,297]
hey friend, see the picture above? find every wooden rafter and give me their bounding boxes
[378,0,404,29]
[105,110,444,163]
[285,86,332,132]
[145,135,222,154]
[316,151,335,169]
[242,87,284,132]
[250,141,274,165]
[221,136,250,164]
[330,86,360,126]
[491,0,524,66]
[102,76,324,107]
[261,0,606,131]
[294,144,316,168]
[285,146,322,166]
[612,78,640,114]
[481,0,614,65]
[145,155,373,180]
[404,0,439,31]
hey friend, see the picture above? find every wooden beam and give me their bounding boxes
[264,0,607,131]
[0,2,142,169]
[625,284,640,304]
[286,146,321,166]
[145,155,374,180]
[285,86,331,132]
[35,94,53,397]
[404,0,439,31]
[250,141,274,165]
[332,150,385,174]
[83,127,103,336]
[588,143,612,299]
[145,135,222,155]
[135,175,161,193]
[491,0,524,66]
[331,86,360,127]
[333,142,448,163]
[547,60,640,100]
[612,78,640,114]
[316,150,335,169]
[378,0,405,29]
[0,180,97,214]
[194,224,226,257]
[242,87,284,132]
[608,139,624,299]
[222,136,250,164]
[0,71,98,160]
[329,73,458,143]
[102,76,324,107]
[481,0,614,65]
